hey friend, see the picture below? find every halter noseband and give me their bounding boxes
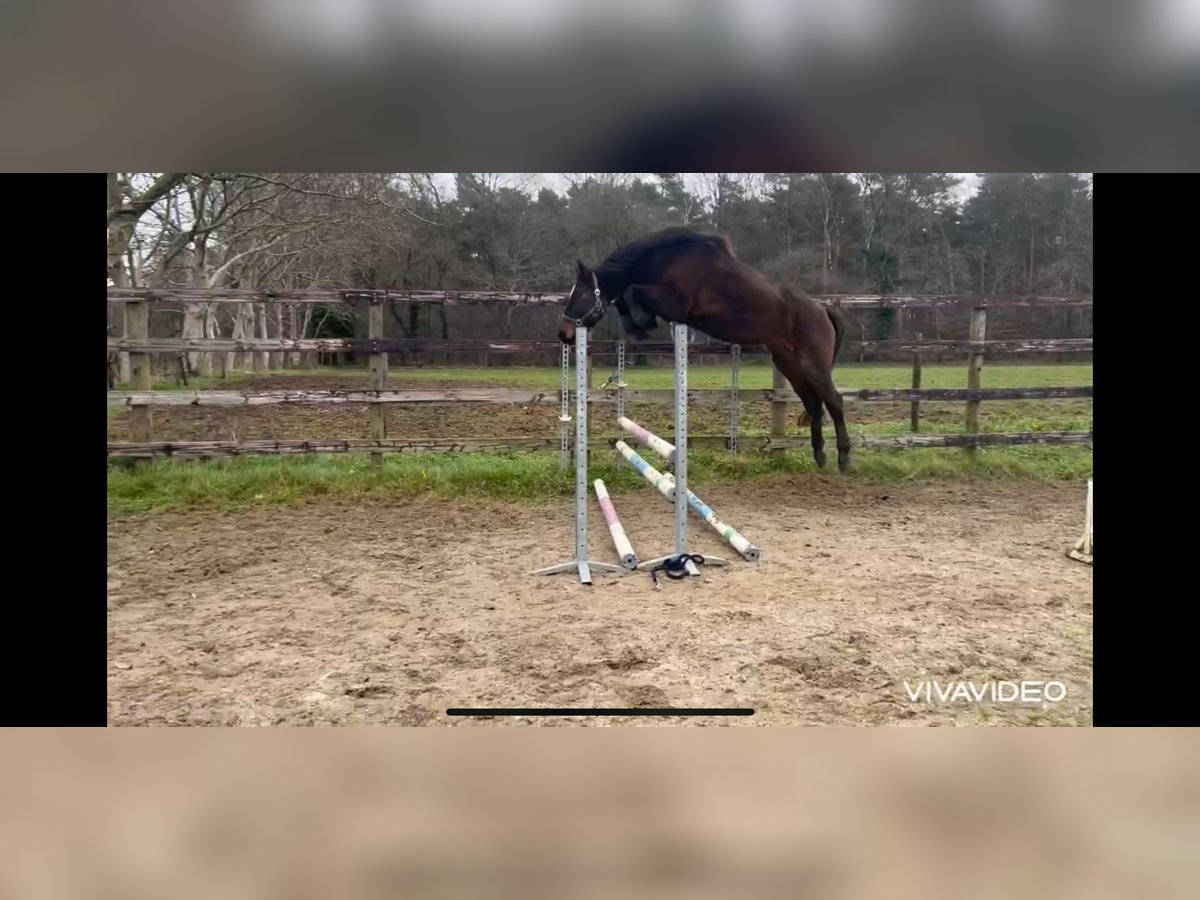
[564,271,607,326]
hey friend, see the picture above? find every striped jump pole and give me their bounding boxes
[615,415,761,562]
[618,416,676,462]
[615,440,675,501]
[593,479,638,569]
[1066,476,1092,565]
[672,483,761,562]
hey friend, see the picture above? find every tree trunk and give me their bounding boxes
[288,304,299,368]
[821,212,831,294]
[107,174,135,385]
[301,305,316,368]
[255,304,269,372]
[270,302,284,369]
[1027,226,1036,294]
[942,227,955,293]
[185,241,212,376]
[227,305,244,373]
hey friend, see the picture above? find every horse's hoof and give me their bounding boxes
[813,451,827,469]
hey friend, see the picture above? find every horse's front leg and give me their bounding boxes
[612,297,647,338]
[624,284,689,329]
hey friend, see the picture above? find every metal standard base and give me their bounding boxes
[636,554,729,577]
[533,559,630,585]
[537,326,635,585]
[634,324,731,580]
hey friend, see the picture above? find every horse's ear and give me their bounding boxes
[576,259,590,279]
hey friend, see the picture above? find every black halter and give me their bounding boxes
[563,271,607,326]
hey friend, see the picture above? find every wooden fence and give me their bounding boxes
[107,288,1095,308]
[106,289,1093,461]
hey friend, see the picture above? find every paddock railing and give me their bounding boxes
[106,290,1093,460]
[106,288,1095,308]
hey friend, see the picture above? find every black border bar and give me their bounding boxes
[446,708,754,717]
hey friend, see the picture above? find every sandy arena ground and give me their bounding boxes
[107,479,1093,726]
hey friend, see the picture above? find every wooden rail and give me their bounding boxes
[106,337,1094,356]
[107,431,1093,459]
[106,386,1094,409]
[107,290,1093,461]
[106,287,1094,308]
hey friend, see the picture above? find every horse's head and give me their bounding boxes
[558,260,614,344]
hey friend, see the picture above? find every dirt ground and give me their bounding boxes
[107,479,1093,726]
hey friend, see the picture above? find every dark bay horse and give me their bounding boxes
[558,226,850,474]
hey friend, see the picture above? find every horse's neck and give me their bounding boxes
[597,266,632,298]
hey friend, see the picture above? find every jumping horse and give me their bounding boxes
[558,226,850,474]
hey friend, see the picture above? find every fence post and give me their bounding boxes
[771,364,788,454]
[128,297,152,466]
[910,332,923,432]
[118,303,132,384]
[368,293,388,469]
[965,304,987,455]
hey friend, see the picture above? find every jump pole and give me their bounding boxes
[616,440,675,501]
[533,325,628,584]
[618,416,675,462]
[635,324,727,575]
[1066,477,1092,565]
[593,479,638,569]
[616,440,761,562]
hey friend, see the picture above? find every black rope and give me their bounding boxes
[650,553,706,588]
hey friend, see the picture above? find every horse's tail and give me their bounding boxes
[826,305,846,365]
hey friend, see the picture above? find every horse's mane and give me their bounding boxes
[779,284,816,307]
[596,227,733,280]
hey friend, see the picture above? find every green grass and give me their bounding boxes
[110,361,1093,392]
[107,361,1092,517]
[107,444,1093,518]
[617,361,1093,391]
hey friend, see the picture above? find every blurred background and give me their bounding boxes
[5,0,1197,168]
[2,730,1198,898]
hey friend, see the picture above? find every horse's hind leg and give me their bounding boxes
[811,371,851,474]
[771,354,827,469]
[800,390,826,469]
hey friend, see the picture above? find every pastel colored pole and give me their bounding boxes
[592,479,638,569]
[672,482,762,562]
[617,416,676,462]
[616,440,760,562]
[615,440,676,501]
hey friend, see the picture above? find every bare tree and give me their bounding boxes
[107,173,185,382]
